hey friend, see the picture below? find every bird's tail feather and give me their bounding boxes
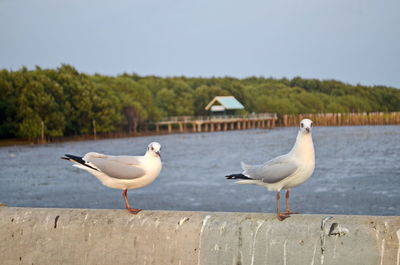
[225,173,253,180]
[62,154,84,163]
[61,154,98,171]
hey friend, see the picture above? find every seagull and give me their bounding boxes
[62,142,162,214]
[226,119,315,221]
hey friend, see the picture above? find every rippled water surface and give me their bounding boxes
[0,125,399,216]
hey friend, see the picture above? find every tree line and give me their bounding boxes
[0,64,399,140]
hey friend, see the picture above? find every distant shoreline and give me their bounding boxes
[0,130,166,147]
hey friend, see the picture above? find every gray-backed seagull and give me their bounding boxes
[62,142,162,214]
[226,119,315,221]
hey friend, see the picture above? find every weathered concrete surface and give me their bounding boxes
[0,207,399,265]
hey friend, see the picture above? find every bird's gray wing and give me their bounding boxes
[261,154,290,167]
[242,158,299,183]
[83,152,144,166]
[87,157,146,180]
[105,155,144,165]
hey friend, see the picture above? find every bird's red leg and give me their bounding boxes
[276,191,290,221]
[122,189,141,214]
[284,189,299,215]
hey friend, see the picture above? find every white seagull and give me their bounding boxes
[226,119,315,221]
[62,142,162,214]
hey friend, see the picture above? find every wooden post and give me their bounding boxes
[179,123,183,133]
[156,124,160,133]
[41,121,45,144]
[210,123,214,132]
[92,119,96,140]
[168,124,172,133]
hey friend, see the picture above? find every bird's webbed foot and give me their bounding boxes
[126,208,142,215]
[277,212,291,221]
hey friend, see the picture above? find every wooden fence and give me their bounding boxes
[281,112,400,127]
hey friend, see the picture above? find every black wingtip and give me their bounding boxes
[225,174,253,180]
[62,154,85,163]
[62,154,99,171]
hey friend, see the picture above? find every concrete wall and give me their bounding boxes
[0,206,399,265]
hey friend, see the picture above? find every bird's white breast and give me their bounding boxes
[124,156,162,190]
[283,132,315,189]
[283,158,314,189]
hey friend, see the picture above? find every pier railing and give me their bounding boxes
[158,113,277,124]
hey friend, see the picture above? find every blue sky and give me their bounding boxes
[0,0,399,87]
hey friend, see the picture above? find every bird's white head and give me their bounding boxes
[147,142,161,157]
[299,119,313,134]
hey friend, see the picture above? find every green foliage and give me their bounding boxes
[0,65,399,140]
[17,115,42,140]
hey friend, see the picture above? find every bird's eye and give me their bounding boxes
[301,123,304,128]
[151,146,154,151]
